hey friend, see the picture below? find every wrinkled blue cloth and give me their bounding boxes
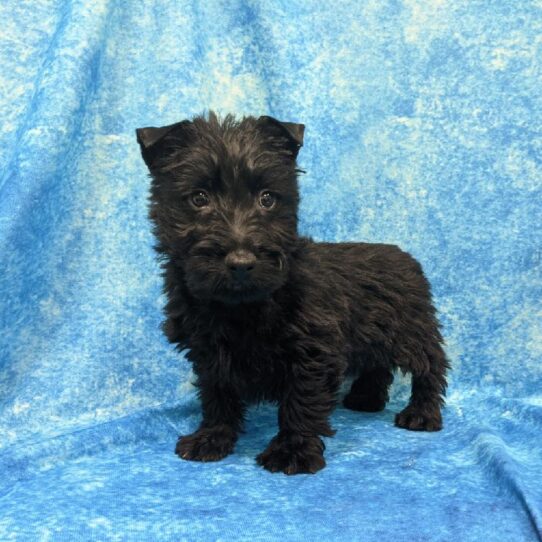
[1,1,541,540]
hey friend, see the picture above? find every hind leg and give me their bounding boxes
[395,343,449,432]
[343,367,394,412]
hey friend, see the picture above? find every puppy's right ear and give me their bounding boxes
[136,120,192,170]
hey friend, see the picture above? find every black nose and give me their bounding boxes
[225,250,257,282]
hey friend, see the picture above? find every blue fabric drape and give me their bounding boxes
[1,1,541,540]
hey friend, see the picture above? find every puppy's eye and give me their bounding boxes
[191,190,210,208]
[259,191,276,209]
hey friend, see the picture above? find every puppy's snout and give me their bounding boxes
[225,249,257,282]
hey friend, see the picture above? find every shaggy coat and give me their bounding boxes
[136,113,449,474]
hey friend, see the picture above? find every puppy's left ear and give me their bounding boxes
[257,116,305,158]
[136,120,192,170]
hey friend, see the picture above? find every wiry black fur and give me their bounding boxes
[136,112,450,475]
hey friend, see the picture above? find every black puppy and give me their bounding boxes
[136,112,449,475]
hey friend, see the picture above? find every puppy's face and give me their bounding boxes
[137,113,304,304]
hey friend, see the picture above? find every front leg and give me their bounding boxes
[176,378,245,462]
[257,353,342,475]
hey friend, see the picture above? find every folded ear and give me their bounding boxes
[135,120,192,169]
[257,116,305,158]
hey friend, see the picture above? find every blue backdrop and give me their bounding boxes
[1,1,541,540]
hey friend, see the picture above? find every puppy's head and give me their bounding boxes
[136,112,304,305]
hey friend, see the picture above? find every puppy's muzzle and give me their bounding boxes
[225,249,257,283]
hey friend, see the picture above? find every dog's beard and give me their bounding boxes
[183,250,288,305]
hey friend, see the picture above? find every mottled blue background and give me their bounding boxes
[1,1,541,540]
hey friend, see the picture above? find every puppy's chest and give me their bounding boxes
[217,327,287,401]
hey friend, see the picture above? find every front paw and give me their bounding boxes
[256,433,326,475]
[175,425,236,462]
